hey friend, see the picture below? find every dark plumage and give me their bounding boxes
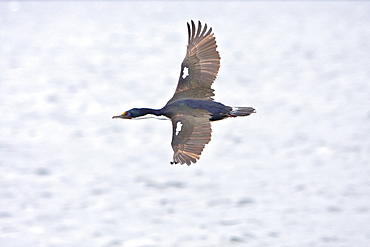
[113,20,256,165]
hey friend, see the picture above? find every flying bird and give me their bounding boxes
[113,20,256,165]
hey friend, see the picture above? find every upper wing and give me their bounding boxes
[167,20,221,104]
[170,110,212,165]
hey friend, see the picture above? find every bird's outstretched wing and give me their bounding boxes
[167,20,220,104]
[170,110,212,165]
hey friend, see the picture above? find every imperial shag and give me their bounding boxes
[113,20,256,165]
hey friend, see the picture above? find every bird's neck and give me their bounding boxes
[138,108,163,117]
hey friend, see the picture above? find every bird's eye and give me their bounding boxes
[126,112,131,116]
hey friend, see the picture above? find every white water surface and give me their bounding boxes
[1,2,370,247]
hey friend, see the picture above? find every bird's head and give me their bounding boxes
[112,108,144,119]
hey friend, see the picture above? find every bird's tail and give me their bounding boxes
[229,107,256,117]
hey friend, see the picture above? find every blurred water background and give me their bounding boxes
[1,2,370,247]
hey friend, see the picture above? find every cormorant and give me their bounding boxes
[113,20,256,165]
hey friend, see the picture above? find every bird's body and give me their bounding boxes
[165,99,231,121]
[113,21,256,165]
[129,100,254,121]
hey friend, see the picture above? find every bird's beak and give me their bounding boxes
[112,112,132,119]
